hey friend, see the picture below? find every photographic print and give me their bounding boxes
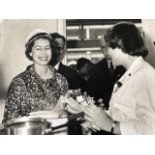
[0,19,155,135]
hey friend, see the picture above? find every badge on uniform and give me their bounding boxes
[113,81,123,93]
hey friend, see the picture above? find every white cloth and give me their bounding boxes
[109,57,155,134]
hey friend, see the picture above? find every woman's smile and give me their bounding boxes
[32,38,52,66]
[38,56,49,61]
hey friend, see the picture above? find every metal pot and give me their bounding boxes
[3,117,56,135]
[0,112,84,135]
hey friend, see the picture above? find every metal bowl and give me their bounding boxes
[4,117,51,135]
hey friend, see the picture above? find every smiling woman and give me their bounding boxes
[32,38,52,67]
[3,30,69,123]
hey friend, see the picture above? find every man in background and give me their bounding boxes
[86,36,126,110]
[50,33,87,92]
[50,33,87,134]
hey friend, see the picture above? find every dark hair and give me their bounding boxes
[50,32,66,48]
[104,22,148,58]
[25,32,58,65]
[48,33,66,66]
[77,57,93,71]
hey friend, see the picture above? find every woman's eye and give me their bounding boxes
[45,47,51,50]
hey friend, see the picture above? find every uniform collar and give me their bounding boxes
[54,62,60,70]
[118,56,144,84]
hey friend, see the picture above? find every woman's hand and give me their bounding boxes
[59,96,83,114]
[84,104,113,132]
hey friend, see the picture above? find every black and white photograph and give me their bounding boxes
[0,19,155,135]
[1,0,155,154]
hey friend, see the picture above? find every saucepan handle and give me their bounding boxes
[43,122,68,135]
[44,112,84,134]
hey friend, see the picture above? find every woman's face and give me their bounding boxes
[106,47,125,68]
[31,38,52,66]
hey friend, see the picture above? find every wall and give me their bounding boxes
[0,19,59,99]
[142,19,155,68]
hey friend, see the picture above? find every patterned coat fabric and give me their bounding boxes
[3,65,68,122]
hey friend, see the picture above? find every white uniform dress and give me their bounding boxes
[109,57,155,134]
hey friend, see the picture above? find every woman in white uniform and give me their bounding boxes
[62,22,155,134]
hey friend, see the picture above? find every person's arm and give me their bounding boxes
[59,96,83,114]
[59,95,121,134]
[111,121,121,135]
[84,105,121,134]
[3,78,26,123]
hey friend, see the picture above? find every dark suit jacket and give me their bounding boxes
[57,63,87,91]
[112,65,126,85]
[57,63,88,135]
[87,59,113,109]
